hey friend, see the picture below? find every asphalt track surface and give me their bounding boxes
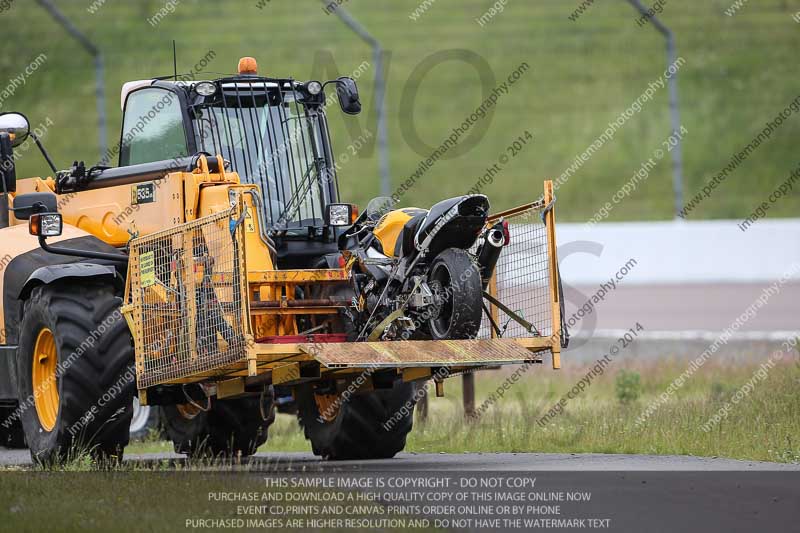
[3,450,797,532]
[568,282,800,332]
[1,449,798,471]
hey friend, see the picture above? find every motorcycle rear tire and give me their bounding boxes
[428,248,483,339]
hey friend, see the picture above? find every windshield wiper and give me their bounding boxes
[272,156,325,231]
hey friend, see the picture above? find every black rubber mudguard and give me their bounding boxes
[0,235,124,400]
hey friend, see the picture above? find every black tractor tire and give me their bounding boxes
[16,282,135,464]
[0,406,26,448]
[428,248,483,340]
[162,392,275,458]
[296,381,416,460]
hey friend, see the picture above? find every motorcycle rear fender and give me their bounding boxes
[415,195,490,257]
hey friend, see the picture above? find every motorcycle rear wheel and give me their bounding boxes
[428,248,483,339]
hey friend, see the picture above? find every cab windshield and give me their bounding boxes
[192,80,334,232]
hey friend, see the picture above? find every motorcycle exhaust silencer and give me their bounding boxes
[477,221,508,289]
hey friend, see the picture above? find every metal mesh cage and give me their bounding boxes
[127,208,250,388]
[475,204,553,342]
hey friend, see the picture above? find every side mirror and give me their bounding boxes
[0,112,30,148]
[336,77,361,115]
[13,192,58,221]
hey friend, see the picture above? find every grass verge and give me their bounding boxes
[404,355,800,463]
[72,353,800,464]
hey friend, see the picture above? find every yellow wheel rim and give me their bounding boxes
[32,328,59,432]
[176,402,202,420]
[314,393,341,423]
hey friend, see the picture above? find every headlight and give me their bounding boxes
[29,213,62,237]
[195,81,217,96]
[306,80,323,95]
[326,203,356,227]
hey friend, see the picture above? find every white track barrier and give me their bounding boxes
[555,219,800,285]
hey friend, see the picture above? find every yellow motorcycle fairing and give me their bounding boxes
[373,208,427,257]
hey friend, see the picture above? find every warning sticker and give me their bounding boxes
[245,210,256,233]
[140,251,155,288]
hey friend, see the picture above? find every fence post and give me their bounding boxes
[626,0,685,219]
[463,372,475,418]
[36,0,108,164]
[321,1,391,197]
[417,383,429,422]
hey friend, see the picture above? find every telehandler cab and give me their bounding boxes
[0,57,566,462]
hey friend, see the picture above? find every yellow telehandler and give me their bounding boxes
[0,57,566,462]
